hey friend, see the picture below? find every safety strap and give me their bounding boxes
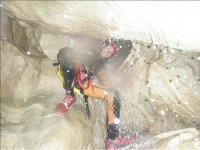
[75,64,93,90]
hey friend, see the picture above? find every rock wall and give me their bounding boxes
[1,1,200,150]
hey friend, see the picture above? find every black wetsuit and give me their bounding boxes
[56,39,132,140]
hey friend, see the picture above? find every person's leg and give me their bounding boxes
[82,83,121,140]
[107,91,120,140]
[82,82,133,149]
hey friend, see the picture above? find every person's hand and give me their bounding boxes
[101,45,115,59]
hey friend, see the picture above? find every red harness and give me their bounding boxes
[75,64,92,90]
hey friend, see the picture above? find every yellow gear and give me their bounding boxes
[56,65,64,82]
[57,65,81,96]
[73,87,81,95]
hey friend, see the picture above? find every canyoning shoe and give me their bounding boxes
[106,134,137,150]
[55,95,76,115]
[117,134,137,148]
[106,138,119,150]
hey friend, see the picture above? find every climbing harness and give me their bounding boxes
[75,63,93,90]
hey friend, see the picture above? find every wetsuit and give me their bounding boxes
[55,38,132,140]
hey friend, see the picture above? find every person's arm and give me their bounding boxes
[101,38,133,69]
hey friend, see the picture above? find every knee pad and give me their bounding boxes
[107,123,119,140]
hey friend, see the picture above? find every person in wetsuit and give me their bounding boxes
[54,38,133,149]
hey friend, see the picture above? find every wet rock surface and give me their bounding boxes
[1,1,200,150]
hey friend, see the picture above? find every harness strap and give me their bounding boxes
[75,64,93,90]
